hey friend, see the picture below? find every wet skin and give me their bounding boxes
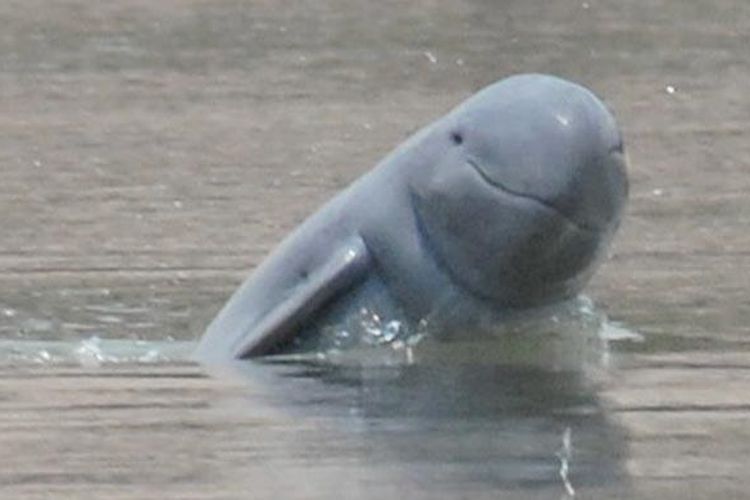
[194,74,628,362]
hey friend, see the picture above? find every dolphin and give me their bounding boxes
[195,74,628,363]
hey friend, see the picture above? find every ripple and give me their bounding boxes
[0,336,196,367]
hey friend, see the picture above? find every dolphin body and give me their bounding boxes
[195,74,628,363]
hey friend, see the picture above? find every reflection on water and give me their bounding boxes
[0,297,635,496]
[0,0,746,495]
[0,295,635,370]
[208,356,629,497]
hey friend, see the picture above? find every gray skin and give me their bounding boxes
[194,74,628,363]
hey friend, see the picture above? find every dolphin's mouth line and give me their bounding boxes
[466,158,598,234]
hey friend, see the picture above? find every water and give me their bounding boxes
[213,360,628,499]
[0,296,625,369]
[0,296,638,498]
[0,336,195,366]
[2,0,750,498]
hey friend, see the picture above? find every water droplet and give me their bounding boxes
[138,349,163,363]
[556,427,576,497]
[382,320,402,342]
[75,336,106,368]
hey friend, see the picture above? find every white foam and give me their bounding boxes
[0,337,196,367]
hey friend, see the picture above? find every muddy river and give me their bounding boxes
[2,0,750,498]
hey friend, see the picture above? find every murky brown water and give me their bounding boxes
[2,0,750,498]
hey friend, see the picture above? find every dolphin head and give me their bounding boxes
[410,74,628,307]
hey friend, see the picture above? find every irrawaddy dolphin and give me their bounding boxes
[195,74,628,363]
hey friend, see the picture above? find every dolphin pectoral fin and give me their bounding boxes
[230,237,372,359]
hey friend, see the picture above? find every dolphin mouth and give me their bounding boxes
[466,158,599,233]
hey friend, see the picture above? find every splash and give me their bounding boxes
[0,336,196,367]
[0,295,640,369]
[556,426,576,498]
[294,296,640,370]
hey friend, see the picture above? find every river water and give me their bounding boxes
[2,0,750,498]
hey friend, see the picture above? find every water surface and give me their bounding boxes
[2,0,750,498]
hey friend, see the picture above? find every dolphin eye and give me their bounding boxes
[450,131,463,145]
